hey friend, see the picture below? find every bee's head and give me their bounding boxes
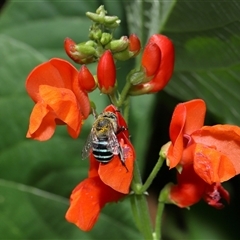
[96,112,118,133]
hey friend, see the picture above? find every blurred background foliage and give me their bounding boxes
[0,0,240,239]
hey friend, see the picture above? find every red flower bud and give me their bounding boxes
[78,65,97,92]
[128,34,141,56]
[97,50,116,94]
[64,38,84,64]
[141,42,161,77]
[129,34,174,95]
[64,38,96,64]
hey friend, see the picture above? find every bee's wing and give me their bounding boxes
[107,129,120,155]
[81,128,97,160]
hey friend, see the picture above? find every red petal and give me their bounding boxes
[26,102,56,141]
[170,164,206,208]
[26,58,78,102]
[193,143,236,184]
[89,153,100,178]
[65,177,124,231]
[98,135,135,194]
[39,85,83,138]
[141,42,161,77]
[167,103,186,168]
[167,99,206,168]
[192,124,240,174]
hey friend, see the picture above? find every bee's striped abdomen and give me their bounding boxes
[92,138,113,163]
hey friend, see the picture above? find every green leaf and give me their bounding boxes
[0,179,142,240]
[0,0,100,59]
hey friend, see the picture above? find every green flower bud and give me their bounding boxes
[76,43,96,56]
[100,33,113,45]
[104,20,121,29]
[89,28,102,41]
[113,48,134,61]
[105,36,129,53]
[104,16,119,24]
[86,12,105,23]
[128,69,146,85]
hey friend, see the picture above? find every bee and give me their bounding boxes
[82,110,127,166]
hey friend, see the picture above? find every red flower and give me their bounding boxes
[66,105,135,231]
[26,58,90,141]
[167,99,240,208]
[97,50,116,94]
[129,34,174,95]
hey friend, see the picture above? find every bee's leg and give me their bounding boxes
[91,106,98,119]
[117,126,128,134]
[118,145,129,172]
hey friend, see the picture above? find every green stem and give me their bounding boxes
[123,96,130,124]
[130,194,141,231]
[123,102,153,239]
[131,160,153,240]
[140,154,164,194]
[117,81,132,107]
[154,188,168,240]
[108,90,118,106]
[135,194,153,240]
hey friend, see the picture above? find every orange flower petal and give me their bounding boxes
[26,58,78,102]
[26,102,56,141]
[89,153,100,178]
[193,143,236,184]
[167,103,186,168]
[65,177,124,231]
[192,124,240,174]
[98,134,135,194]
[170,164,206,208]
[183,99,206,134]
[39,85,82,138]
[167,99,206,169]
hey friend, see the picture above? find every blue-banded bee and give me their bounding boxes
[82,110,127,166]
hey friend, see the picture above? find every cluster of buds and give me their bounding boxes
[64,5,141,65]
[64,5,174,100]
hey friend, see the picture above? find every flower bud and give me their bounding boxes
[129,34,141,56]
[129,34,174,95]
[64,38,96,64]
[100,32,113,46]
[86,6,120,29]
[128,70,146,85]
[97,50,116,94]
[89,28,102,41]
[78,65,97,92]
[141,42,161,77]
[113,48,133,61]
[105,36,129,53]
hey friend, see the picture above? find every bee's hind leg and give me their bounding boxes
[118,146,129,172]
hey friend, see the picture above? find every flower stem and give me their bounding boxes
[140,154,164,194]
[131,160,153,240]
[108,90,118,106]
[123,101,153,239]
[154,186,169,240]
[117,81,132,107]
